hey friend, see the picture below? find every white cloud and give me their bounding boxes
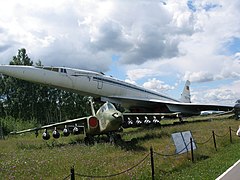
[0,0,239,105]
[126,68,155,81]
[183,71,214,82]
[191,80,240,105]
[143,78,175,92]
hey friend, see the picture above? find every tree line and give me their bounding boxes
[0,48,91,126]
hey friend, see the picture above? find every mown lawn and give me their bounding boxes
[0,116,240,179]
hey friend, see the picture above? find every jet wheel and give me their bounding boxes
[84,136,94,146]
[108,133,122,144]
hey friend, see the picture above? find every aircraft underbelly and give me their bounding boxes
[167,104,200,115]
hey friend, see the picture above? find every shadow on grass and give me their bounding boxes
[16,131,169,151]
[115,138,146,151]
[16,140,67,150]
[117,131,170,151]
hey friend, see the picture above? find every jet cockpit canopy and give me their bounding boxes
[97,102,116,114]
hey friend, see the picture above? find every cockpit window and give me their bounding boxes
[52,68,59,72]
[36,67,59,72]
[99,102,116,113]
[106,103,116,110]
[60,68,67,73]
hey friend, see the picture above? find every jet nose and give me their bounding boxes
[0,65,21,76]
[112,112,120,118]
[111,111,124,124]
[0,65,8,74]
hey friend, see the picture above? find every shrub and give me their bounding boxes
[0,116,38,135]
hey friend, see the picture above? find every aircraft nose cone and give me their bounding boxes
[112,112,123,121]
[0,65,20,76]
[112,112,120,118]
[0,65,8,74]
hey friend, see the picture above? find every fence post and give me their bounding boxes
[0,119,5,140]
[212,130,217,151]
[71,166,75,180]
[190,137,194,163]
[150,146,155,180]
[229,126,232,144]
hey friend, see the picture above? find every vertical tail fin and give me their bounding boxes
[180,80,191,103]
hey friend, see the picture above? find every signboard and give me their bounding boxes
[171,131,196,154]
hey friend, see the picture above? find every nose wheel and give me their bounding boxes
[84,133,122,145]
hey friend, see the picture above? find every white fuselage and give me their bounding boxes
[0,65,179,104]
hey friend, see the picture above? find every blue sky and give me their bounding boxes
[0,0,239,105]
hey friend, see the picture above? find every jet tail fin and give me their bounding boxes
[180,80,191,103]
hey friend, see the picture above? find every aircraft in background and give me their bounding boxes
[0,65,234,117]
[234,100,240,120]
[10,98,123,145]
[200,110,225,116]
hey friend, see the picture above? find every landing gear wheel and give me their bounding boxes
[109,135,115,144]
[84,136,95,146]
[108,133,122,144]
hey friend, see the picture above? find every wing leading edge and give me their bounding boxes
[10,117,88,135]
[102,96,233,115]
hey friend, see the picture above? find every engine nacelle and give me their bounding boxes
[42,130,50,140]
[88,116,99,129]
[85,116,99,134]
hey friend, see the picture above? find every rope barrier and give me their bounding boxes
[74,153,149,179]
[62,174,70,180]
[195,135,212,145]
[231,128,238,133]
[214,131,229,138]
[154,142,191,157]
[62,126,239,179]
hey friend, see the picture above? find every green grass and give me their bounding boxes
[1,117,240,179]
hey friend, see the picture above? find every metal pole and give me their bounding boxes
[150,146,155,180]
[190,137,194,163]
[229,127,232,144]
[212,130,217,151]
[71,166,75,180]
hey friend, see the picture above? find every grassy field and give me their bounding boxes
[1,116,240,179]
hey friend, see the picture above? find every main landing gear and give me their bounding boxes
[84,135,95,145]
[107,133,122,144]
[84,133,122,145]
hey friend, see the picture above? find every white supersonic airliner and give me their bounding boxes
[0,65,234,116]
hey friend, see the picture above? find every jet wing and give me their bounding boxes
[102,96,234,115]
[10,117,88,135]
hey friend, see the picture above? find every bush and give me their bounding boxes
[0,116,38,135]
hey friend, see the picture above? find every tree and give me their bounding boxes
[3,48,36,119]
[0,75,6,117]
[1,48,89,125]
[10,48,33,66]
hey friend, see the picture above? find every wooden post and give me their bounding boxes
[0,119,4,140]
[212,131,217,151]
[229,127,232,144]
[190,137,194,163]
[150,146,155,180]
[71,166,75,180]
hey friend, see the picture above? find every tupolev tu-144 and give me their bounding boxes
[0,65,233,114]
[0,65,235,143]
